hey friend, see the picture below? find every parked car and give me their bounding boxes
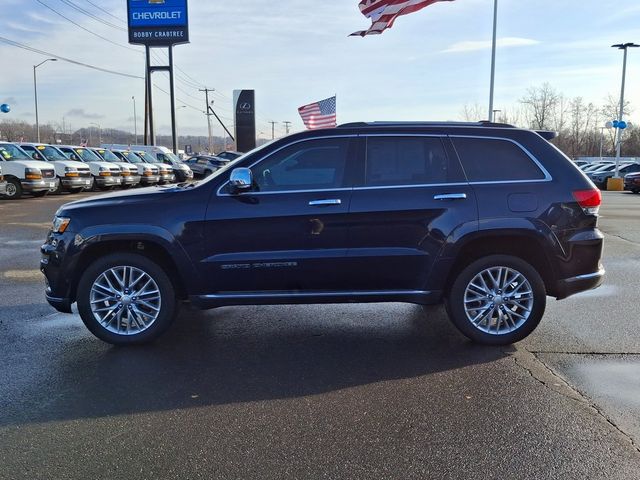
[624,171,640,193]
[58,146,122,191]
[102,144,193,182]
[581,162,613,173]
[90,148,141,189]
[19,143,93,194]
[184,155,230,177]
[0,142,58,199]
[133,151,175,184]
[590,163,640,188]
[111,149,161,186]
[0,165,7,196]
[42,121,604,346]
[214,150,243,161]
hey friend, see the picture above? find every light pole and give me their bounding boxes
[611,43,639,178]
[132,96,138,145]
[90,123,102,146]
[600,122,613,161]
[492,109,501,123]
[487,0,498,121]
[33,58,57,142]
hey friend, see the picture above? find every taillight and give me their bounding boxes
[573,189,601,215]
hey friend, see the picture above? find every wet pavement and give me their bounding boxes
[0,190,639,479]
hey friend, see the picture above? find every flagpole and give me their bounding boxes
[488,0,498,121]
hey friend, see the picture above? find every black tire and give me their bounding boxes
[77,253,179,345]
[4,178,22,199]
[446,255,546,345]
[32,190,48,198]
[204,170,212,177]
[69,187,84,194]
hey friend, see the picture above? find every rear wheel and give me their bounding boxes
[4,178,22,199]
[77,253,179,345]
[446,255,546,345]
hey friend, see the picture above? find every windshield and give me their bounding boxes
[73,148,102,162]
[0,144,32,161]
[36,145,69,161]
[135,152,156,164]
[217,151,241,160]
[120,151,144,164]
[163,151,180,164]
[96,149,121,163]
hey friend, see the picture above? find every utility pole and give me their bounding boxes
[487,0,498,121]
[200,88,214,152]
[283,121,292,135]
[269,121,277,139]
[33,58,57,143]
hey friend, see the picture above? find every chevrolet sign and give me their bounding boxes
[127,0,189,46]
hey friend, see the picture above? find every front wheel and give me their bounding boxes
[77,253,179,345]
[446,255,546,345]
[4,178,22,199]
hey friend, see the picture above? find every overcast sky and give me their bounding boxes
[1,0,640,139]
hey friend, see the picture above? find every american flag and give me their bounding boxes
[351,0,454,37]
[298,96,337,130]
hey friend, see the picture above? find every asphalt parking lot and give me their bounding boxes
[0,191,639,479]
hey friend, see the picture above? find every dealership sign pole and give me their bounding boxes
[127,0,190,152]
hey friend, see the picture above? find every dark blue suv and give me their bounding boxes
[41,122,604,345]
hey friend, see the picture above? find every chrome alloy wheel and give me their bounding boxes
[5,182,17,197]
[90,266,162,335]
[463,266,534,335]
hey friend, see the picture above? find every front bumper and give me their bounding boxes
[159,173,176,184]
[95,176,121,187]
[140,174,161,185]
[61,176,94,190]
[41,232,77,313]
[175,169,193,182]
[554,268,605,300]
[120,175,141,186]
[22,178,59,192]
[0,181,6,196]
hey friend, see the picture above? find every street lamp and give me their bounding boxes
[132,96,138,145]
[611,42,639,179]
[492,109,502,123]
[33,58,57,143]
[90,122,102,146]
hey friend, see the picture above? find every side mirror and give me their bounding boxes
[229,167,253,192]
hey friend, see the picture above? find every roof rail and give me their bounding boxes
[337,121,517,128]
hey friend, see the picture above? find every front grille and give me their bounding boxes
[79,170,91,177]
[110,170,121,177]
[42,170,55,179]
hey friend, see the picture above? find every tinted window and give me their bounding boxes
[452,138,546,182]
[252,138,352,192]
[365,136,462,186]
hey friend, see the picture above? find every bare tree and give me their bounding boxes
[519,83,560,130]
[460,103,485,122]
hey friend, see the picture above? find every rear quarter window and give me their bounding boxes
[452,137,546,182]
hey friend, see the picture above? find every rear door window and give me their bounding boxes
[364,136,464,186]
[452,137,546,182]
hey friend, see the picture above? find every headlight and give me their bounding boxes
[52,216,71,234]
[98,167,111,177]
[65,167,79,177]
[25,167,42,180]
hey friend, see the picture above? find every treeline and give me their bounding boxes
[463,83,640,158]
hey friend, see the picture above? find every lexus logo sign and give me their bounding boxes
[239,102,252,111]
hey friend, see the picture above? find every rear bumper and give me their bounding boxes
[22,178,59,192]
[554,268,605,300]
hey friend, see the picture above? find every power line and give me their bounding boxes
[36,0,141,54]
[58,0,127,31]
[84,0,127,24]
[0,35,143,79]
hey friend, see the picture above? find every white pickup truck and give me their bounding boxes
[19,143,93,194]
[0,142,59,199]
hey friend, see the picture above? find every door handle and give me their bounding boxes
[309,199,342,206]
[433,193,467,200]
